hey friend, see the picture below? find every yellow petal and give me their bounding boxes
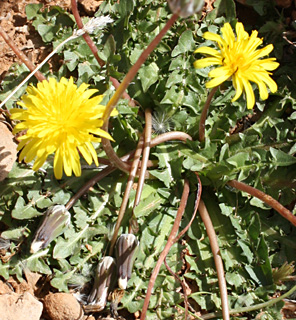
[194,47,221,57]
[221,23,235,44]
[203,31,224,45]
[232,75,243,102]
[193,57,222,69]
[208,66,232,78]
[242,79,255,109]
[54,148,63,180]
[206,74,230,88]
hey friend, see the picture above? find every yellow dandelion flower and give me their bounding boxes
[194,22,279,109]
[10,77,117,179]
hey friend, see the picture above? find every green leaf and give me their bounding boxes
[270,147,296,166]
[116,0,134,18]
[11,197,42,220]
[37,24,58,42]
[171,30,195,57]
[25,3,43,20]
[138,62,159,92]
[64,51,79,72]
[53,226,88,259]
[133,193,165,218]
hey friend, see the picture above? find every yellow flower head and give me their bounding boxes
[10,77,117,179]
[194,22,279,109]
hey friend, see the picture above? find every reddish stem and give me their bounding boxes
[198,199,230,320]
[108,136,144,256]
[0,25,46,82]
[174,172,202,243]
[134,109,152,207]
[227,179,296,226]
[199,86,219,142]
[140,179,190,320]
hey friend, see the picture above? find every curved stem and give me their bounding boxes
[108,136,144,256]
[70,0,135,105]
[0,25,46,82]
[199,86,219,142]
[198,199,230,320]
[101,13,178,172]
[140,179,190,320]
[174,172,202,243]
[151,131,193,146]
[134,109,152,207]
[227,180,296,226]
[101,130,193,174]
[65,131,193,211]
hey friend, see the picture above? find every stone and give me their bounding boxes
[44,292,83,320]
[0,120,17,181]
[0,292,43,320]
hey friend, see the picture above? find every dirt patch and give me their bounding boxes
[0,0,71,80]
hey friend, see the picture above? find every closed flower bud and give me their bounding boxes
[30,205,70,253]
[87,256,117,311]
[167,0,204,18]
[115,234,139,290]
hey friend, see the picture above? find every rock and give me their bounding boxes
[78,0,103,15]
[0,292,43,320]
[0,120,17,181]
[0,280,12,294]
[44,292,83,320]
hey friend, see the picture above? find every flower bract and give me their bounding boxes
[10,77,117,179]
[194,22,279,109]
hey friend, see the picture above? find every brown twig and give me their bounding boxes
[0,25,46,82]
[70,0,135,105]
[108,136,144,256]
[227,179,296,226]
[199,86,219,142]
[198,199,230,320]
[140,179,190,320]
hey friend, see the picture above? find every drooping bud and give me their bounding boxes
[30,205,70,253]
[115,234,139,289]
[87,256,117,311]
[167,0,204,18]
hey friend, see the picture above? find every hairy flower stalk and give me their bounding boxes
[87,256,117,311]
[194,22,279,109]
[10,77,117,179]
[115,234,139,289]
[30,205,70,253]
